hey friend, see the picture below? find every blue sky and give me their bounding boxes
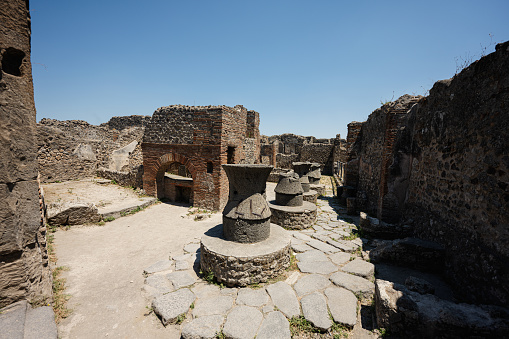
[31,0,509,139]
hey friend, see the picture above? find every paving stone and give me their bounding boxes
[262,305,275,314]
[294,274,332,297]
[175,259,191,271]
[190,283,221,299]
[24,306,58,339]
[292,243,313,253]
[173,253,193,261]
[313,225,324,231]
[307,239,340,254]
[311,233,330,242]
[300,292,332,331]
[326,238,357,252]
[220,288,238,297]
[184,243,201,254]
[181,314,224,339]
[297,260,338,275]
[325,286,358,327]
[265,282,301,318]
[293,232,313,242]
[152,288,196,325]
[166,271,196,289]
[256,311,291,339]
[329,252,352,266]
[144,274,174,296]
[330,229,351,237]
[222,306,263,339]
[341,259,375,279]
[143,260,173,275]
[290,237,304,245]
[285,271,301,285]
[296,249,329,263]
[236,288,269,307]
[329,272,375,299]
[192,295,234,317]
[0,300,27,339]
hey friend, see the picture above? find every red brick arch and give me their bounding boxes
[149,152,197,199]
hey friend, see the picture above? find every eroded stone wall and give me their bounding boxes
[37,118,144,184]
[0,0,52,307]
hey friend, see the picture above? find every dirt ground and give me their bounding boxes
[54,199,222,338]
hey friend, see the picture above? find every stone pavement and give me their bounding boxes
[0,300,58,339]
[142,181,378,338]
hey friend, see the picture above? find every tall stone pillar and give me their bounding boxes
[0,0,52,307]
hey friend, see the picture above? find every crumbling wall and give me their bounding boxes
[400,41,509,306]
[353,95,422,218]
[261,133,336,173]
[37,118,144,184]
[0,0,52,307]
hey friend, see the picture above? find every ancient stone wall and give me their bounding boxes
[400,42,509,305]
[346,42,509,306]
[0,0,52,307]
[100,115,151,131]
[37,118,144,184]
[343,122,363,188]
[353,95,422,218]
[261,133,337,173]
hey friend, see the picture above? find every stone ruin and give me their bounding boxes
[268,171,317,229]
[293,161,319,203]
[200,164,291,286]
[308,162,326,195]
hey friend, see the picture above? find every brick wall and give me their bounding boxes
[142,105,260,211]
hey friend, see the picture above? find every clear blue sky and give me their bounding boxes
[31,0,509,139]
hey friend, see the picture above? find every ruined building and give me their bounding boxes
[344,41,509,307]
[142,105,261,210]
[260,133,347,177]
[0,0,52,307]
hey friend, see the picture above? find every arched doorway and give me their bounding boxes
[154,153,196,204]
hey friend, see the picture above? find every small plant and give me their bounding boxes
[52,266,72,322]
[111,180,118,185]
[342,232,359,241]
[200,270,216,285]
[103,216,115,222]
[287,251,298,271]
[144,306,153,316]
[215,331,225,339]
[97,221,105,226]
[190,302,195,309]
[289,316,321,335]
[175,313,186,324]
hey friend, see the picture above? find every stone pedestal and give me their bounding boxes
[303,190,319,203]
[269,170,317,229]
[293,162,312,192]
[200,164,291,286]
[309,184,326,196]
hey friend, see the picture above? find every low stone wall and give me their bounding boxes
[96,165,143,188]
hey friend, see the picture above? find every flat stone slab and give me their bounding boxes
[292,243,313,253]
[329,272,375,299]
[341,259,375,279]
[0,300,27,339]
[152,288,196,325]
[266,282,301,318]
[222,306,263,339]
[184,243,201,253]
[294,274,332,297]
[166,271,196,289]
[24,306,58,339]
[296,249,329,263]
[297,261,338,275]
[144,260,173,275]
[181,314,224,339]
[306,239,340,254]
[190,284,221,299]
[236,288,270,307]
[192,296,234,317]
[326,238,357,252]
[325,286,358,327]
[144,274,174,296]
[329,252,352,266]
[293,232,313,242]
[300,292,332,331]
[256,311,291,339]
